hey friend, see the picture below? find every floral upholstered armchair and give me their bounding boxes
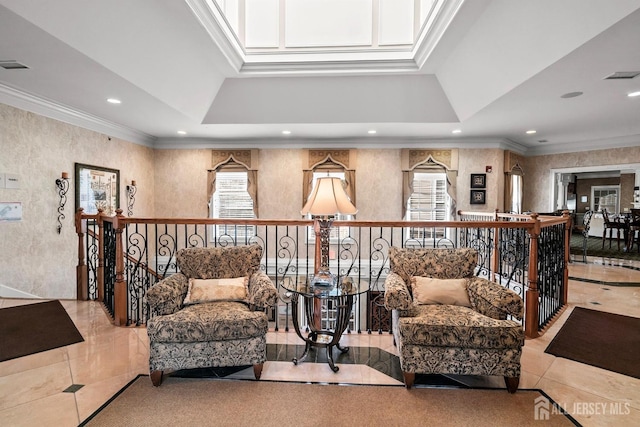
[384,247,524,393]
[146,244,277,386]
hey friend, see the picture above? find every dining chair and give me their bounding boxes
[601,208,627,250]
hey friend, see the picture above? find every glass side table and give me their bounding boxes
[282,278,368,372]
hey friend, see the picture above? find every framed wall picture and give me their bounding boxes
[470,190,486,205]
[470,173,486,188]
[75,163,120,216]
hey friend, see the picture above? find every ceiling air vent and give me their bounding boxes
[0,60,30,70]
[603,71,640,80]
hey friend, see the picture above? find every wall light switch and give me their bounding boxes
[5,174,20,189]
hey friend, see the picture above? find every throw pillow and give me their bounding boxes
[183,277,248,305]
[410,276,471,307]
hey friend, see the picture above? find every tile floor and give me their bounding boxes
[1,256,639,426]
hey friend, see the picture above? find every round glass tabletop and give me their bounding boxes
[281,277,368,298]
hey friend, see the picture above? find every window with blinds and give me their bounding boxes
[406,172,449,240]
[211,171,255,242]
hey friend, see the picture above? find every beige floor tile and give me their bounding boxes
[538,377,640,427]
[543,358,640,410]
[0,392,79,427]
[0,347,67,378]
[0,361,73,411]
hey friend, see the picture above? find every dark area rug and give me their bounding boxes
[545,307,640,379]
[0,300,84,362]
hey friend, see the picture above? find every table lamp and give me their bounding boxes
[301,176,358,289]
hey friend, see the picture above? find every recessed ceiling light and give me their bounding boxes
[282,130,291,135]
[451,129,462,134]
[628,91,640,97]
[107,98,121,104]
[526,130,537,134]
[177,130,187,135]
[368,130,377,134]
[561,91,583,99]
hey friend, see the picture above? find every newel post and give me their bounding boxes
[525,213,541,338]
[113,209,128,326]
[75,208,88,300]
[562,210,571,304]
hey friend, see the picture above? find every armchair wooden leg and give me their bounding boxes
[150,370,163,387]
[403,372,415,389]
[253,363,264,380]
[504,376,519,394]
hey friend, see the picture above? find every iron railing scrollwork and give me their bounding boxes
[75,212,571,338]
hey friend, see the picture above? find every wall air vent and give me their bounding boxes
[603,71,640,80]
[0,60,29,70]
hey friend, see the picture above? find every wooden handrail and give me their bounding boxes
[76,210,571,336]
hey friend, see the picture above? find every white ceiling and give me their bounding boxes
[1,0,640,156]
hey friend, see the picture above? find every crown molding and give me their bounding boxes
[524,134,640,156]
[0,83,157,146]
[153,136,526,151]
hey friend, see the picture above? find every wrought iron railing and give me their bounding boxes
[75,209,571,338]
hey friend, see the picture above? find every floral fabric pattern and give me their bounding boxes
[176,245,262,279]
[147,273,189,316]
[383,272,413,310]
[397,305,524,349]
[146,244,276,378]
[389,247,477,285]
[467,277,524,320]
[149,336,266,371]
[385,247,524,383]
[147,301,268,342]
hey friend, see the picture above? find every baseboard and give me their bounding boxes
[0,284,42,299]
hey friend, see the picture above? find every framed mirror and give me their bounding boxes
[75,163,120,216]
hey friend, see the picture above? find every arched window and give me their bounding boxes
[207,151,259,244]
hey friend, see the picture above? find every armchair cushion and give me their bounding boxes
[397,305,524,350]
[247,272,278,308]
[183,277,248,305]
[410,277,471,307]
[147,301,268,343]
[176,245,262,279]
[147,273,189,316]
[383,272,413,311]
[389,247,477,285]
[467,277,524,320]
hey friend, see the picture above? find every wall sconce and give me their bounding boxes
[55,172,70,234]
[126,180,137,217]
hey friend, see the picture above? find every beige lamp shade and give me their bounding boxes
[301,177,358,217]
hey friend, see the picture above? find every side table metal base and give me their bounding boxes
[292,331,349,372]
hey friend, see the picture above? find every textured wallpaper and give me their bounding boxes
[4,102,636,299]
[0,104,155,299]
[524,146,640,212]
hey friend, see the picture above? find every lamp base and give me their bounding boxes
[311,267,336,291]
